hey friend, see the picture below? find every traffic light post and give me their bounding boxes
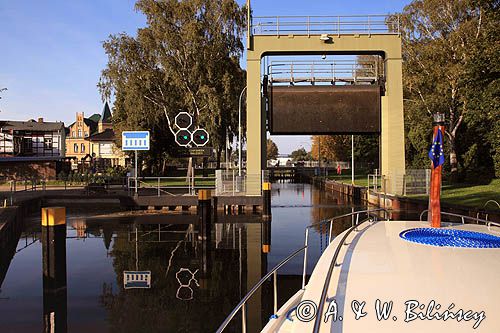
[173,112,210,150]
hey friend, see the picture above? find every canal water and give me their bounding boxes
[0,183,364,333]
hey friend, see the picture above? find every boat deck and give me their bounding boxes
[263,221,500,332]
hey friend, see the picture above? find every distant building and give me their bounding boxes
[65,102,125,170]
[0,118,66,179]
[65,112,98,164]
[86,128,126,168]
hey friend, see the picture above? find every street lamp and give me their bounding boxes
[351,135,355,185]
[238,86,247,177]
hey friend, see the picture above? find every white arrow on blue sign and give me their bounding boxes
[122,131,150,151]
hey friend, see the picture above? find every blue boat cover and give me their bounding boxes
[399,228,500,248]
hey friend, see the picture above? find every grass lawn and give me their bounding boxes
[325,174,499,210]
[326,174,372,187]
[409,179,500,211]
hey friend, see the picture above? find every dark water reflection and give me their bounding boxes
[0,183,364,333]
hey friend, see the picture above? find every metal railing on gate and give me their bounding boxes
[251,15,400,36]
[268,60,380,85]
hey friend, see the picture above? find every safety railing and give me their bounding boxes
[367,173,380,192]
[419,210,497,225]
[312,222,365,331]
[303,208,389,288]
[268,60,380,85]
[0,178,128,207]
[127,176,216,196]
[215,170,268,196]
[476,200,500,221]
[251,15,399,36]
[216,208,389,333]
[215,246,306,333]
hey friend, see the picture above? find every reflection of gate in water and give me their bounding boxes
[175,268,200,301]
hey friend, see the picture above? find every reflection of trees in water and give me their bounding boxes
[310,187,353,238]
[0,218,23,289]
[98,224,245,332]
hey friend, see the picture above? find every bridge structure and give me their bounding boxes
[245,1,406,195]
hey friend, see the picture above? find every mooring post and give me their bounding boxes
[212,196,218,222]
[262,182,272,219]
[41,207,67,333]
[198,190,212,277]
[198,190,212,241]
[262,217,271,254]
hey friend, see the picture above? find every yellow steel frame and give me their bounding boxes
[245,8,405,195]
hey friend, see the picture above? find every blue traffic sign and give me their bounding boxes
[122,131,150,151]
[123,271,151,289]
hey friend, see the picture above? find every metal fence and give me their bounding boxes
[267,160,350,168]
[368,169,430,195]
[215,170,268,196]
[404,169,431,195]
[251,15,400,36]
[127,176,215,196]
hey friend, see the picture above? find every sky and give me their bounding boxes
[0,0,411,154]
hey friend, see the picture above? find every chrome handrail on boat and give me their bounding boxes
[477,200,500,221]
[312,211,388,332]
[215,246,307,333]
[488,221,500,229]
[302,208,389,288]
[419,210,496,225]
[216,208,390,333]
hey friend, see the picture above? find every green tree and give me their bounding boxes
[290,147,311,161]
[463,0,500,178]
[99,0,246,169]
[266,139,278,160]
[311,135,379,171]
[396,0,499,181]
[311,136,350,162]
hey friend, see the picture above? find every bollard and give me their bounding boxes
[198,190,212,276]
[41,207,67,333]
[262,182,272,219]
[262,218,272,254]
[198,190,212,241]
[212,196,218,223]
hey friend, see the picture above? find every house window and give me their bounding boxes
[72,131,75,138]
[85,132,88,137]
[44,138,52,150]
[78,129,82,138]
[22,138,33,154]
[81,143,85,153]
[74,143,78,153]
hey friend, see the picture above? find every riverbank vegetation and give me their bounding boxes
[409,179,500,211]
[312,0,499,185]
[99,0,246,172]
